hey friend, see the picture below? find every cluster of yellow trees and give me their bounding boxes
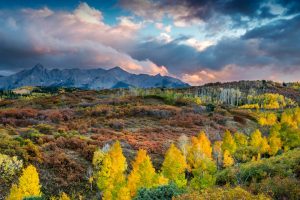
[6,117,299,200]
[240,93,296,109]
[281,107,300,129]
[90,128,286,200]
[258,112,277,126]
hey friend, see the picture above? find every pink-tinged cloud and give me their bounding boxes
[182,65,300,85]
[0,3,168,76]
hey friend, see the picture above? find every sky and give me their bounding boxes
[0,0,299,85]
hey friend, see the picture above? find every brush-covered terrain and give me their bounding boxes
[0,81,300,200]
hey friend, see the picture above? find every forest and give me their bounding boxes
[0,82,300,200]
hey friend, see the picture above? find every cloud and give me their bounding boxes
[0,3,168,75]
[74,2,104,24]
[179,38,215,52]
[119,0,292,27]
[130,13,300,83]
[0,1,299,84]
[119,0,205,27]
[155,23,172,33]
[182,64,300,85]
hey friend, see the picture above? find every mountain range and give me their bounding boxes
[0,64,189,90]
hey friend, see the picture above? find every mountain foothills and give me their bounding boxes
[0,64,189,90]
[0,81,300,200]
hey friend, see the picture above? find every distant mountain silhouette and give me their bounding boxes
[0,64,189,89]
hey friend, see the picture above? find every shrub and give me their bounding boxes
[108,119,125,131]
[216,148,300,185]
[175,187,270,200]
[23,197,45,200]
[249,176,300,200]
[206,104,215,112]
[34,124,54,135]
[20,129,43,143]
[0,153,23,182]
[133,183,184,200]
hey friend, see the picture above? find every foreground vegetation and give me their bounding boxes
[0,84,299,199]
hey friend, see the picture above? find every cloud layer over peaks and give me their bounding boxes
[0,3,168,76]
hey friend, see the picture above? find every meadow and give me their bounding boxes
[0,83,300,200]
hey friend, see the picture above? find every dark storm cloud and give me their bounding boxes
[119,0,294,25]
[130,14,300,75]
[243,14,300,60]
[277,0,300,15]
[130,39,200,74]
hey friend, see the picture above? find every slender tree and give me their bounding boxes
[221,130,237,155]
[162,144,187,187]
[128,149,168,197]
[95,141,130,200]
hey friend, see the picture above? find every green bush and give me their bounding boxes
[249,176,300,200]
[134,183,184,200]
[23,196,45,200]
[175,187,270,200]
[216,148,300,185]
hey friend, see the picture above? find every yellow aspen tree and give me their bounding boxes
[234,132,248,147]
[187,131,212,169]
[260,137,270,154]
[95,141,129,200]
[223,150,234,167]
[190,156,217,189]
[128,149,167,197]
[197,131,212,158]
[7,165,41,200]
[92,149,105,170]
[250,129,270,157]
[250,129,263,149]
[162,144,187,187]
[268,133,282,156]
[221,130,237,154]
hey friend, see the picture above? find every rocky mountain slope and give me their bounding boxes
[0,64,189,89]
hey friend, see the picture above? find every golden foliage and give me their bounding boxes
[187,131,212,169]
[128,149,167,197]
[223,150,234,167]
[250,129,270,156]
[268,133,282,156]
[221,130,237,154]
[7,165,41,200]
[258,112,277,126]
[162,144,187,187]
[234,132,248,147]
[59,192,71,200]
[95,141,129,200]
